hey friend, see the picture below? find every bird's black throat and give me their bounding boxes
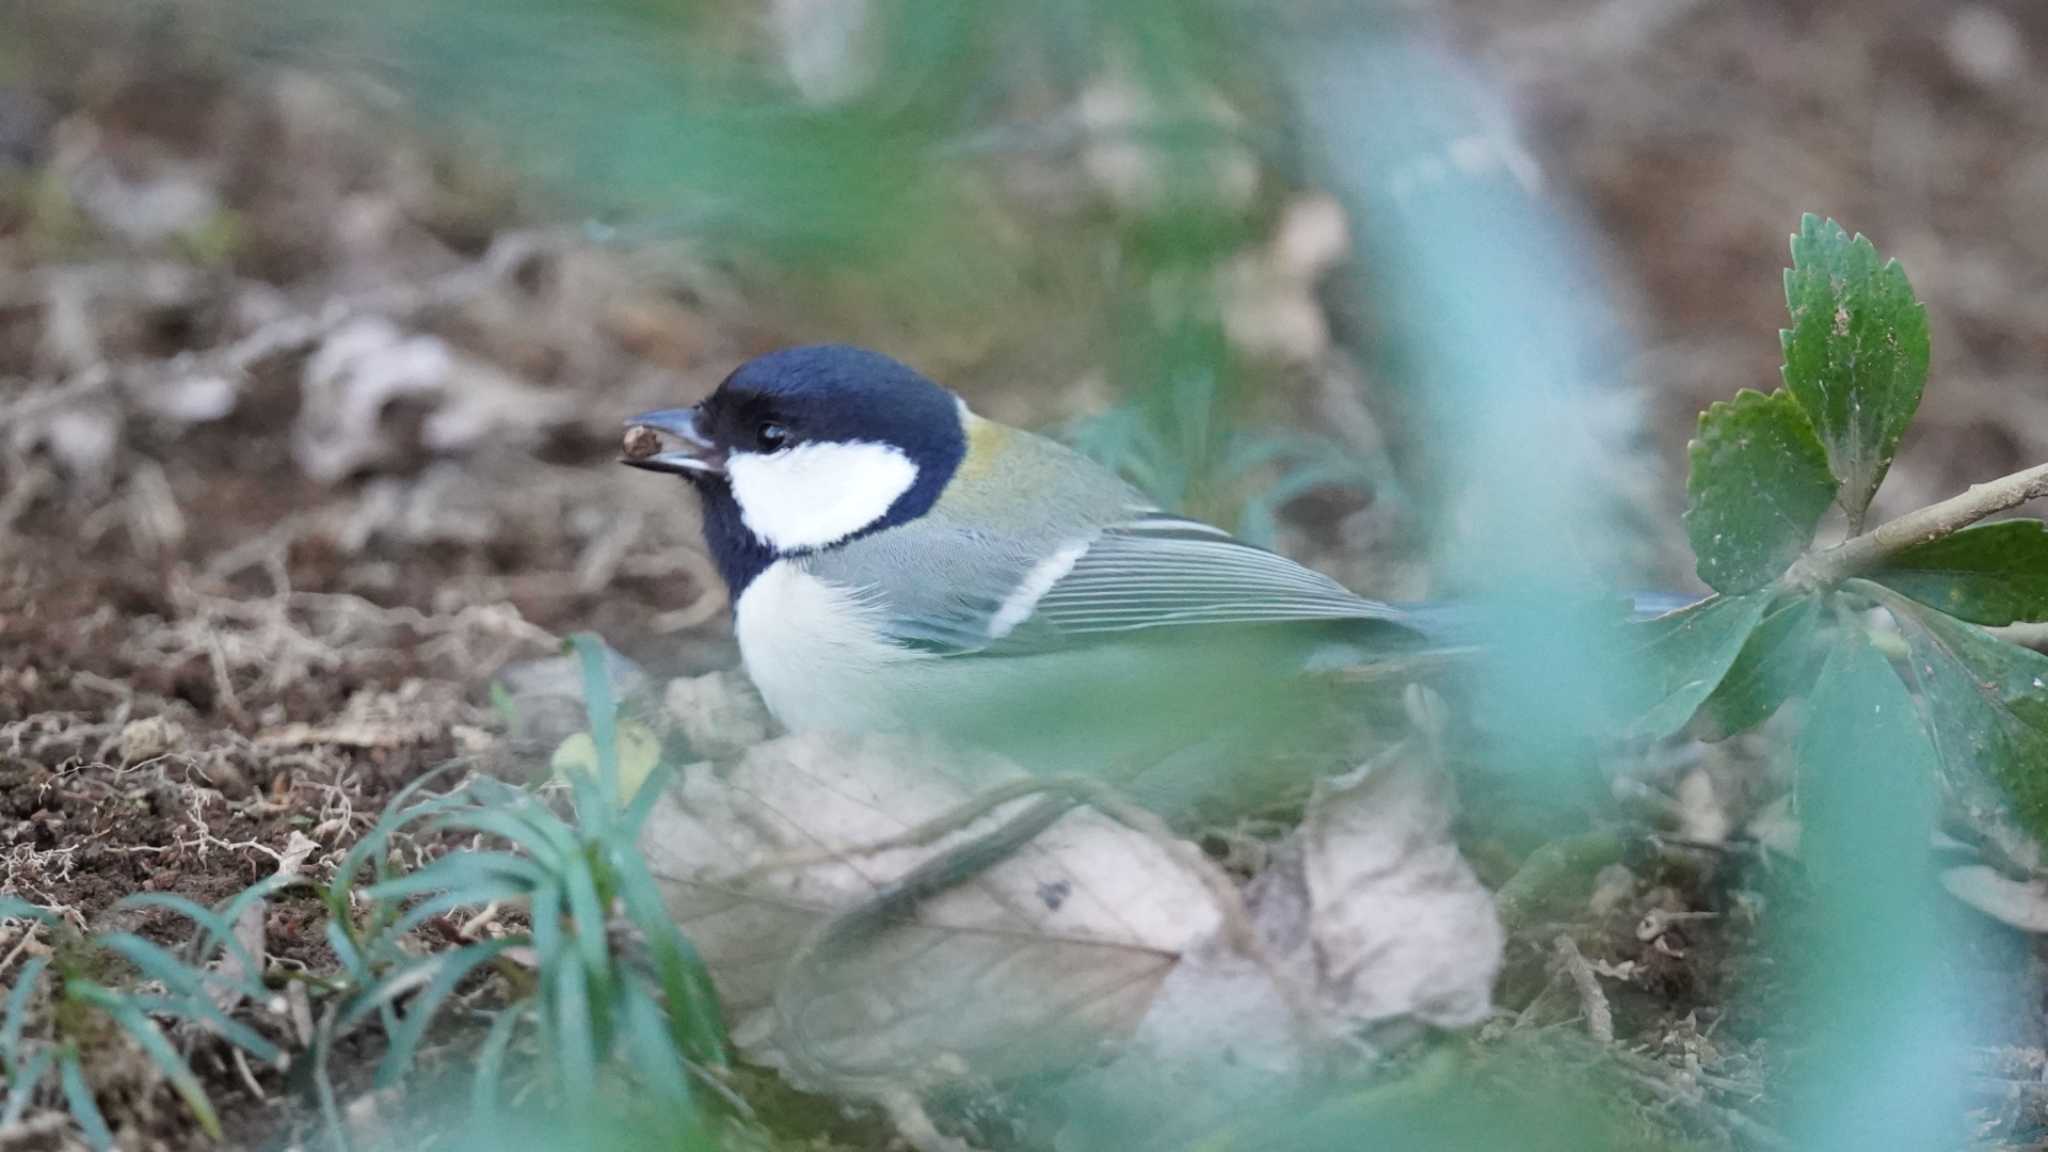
[689,476,778,597]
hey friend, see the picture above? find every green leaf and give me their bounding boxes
[1684,389,1838,593]
[58,1048,114,1152]
[1868,519,2048,626]
[1780,214,1929,527]
[1695,593,1829,738]
[1858,580,2048,839]
[1616,589,1775,739]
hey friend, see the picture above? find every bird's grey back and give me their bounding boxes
[796,419,1143,653]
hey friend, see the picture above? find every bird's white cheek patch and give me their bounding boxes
[726,441,920,552]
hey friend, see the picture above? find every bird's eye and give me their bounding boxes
[756,421,790,451]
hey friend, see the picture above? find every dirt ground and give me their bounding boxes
[4,2,2048,1149]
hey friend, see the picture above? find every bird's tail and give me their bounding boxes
[1394,590,1704,646]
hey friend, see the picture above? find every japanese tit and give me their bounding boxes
[623,345,1438,812]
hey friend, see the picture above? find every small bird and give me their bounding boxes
[623,345,1436,812]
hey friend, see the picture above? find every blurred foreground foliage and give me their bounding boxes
[186,0,1396,535]
[4,1,2048,1150]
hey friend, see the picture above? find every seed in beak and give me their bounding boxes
[622,424,663,461]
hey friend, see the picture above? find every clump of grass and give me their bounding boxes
[3,633,726,1150]
[1,881,288,1146]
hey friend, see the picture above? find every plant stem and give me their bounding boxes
[1784,460,2048,592]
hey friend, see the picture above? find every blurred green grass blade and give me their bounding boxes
[217,873,308,935]
[462,779,589,856]
[363,851,551,903]
[1271,17,1652,799]
[1867,519,2048,626]
[71,984,221,1139]
[470,1002,531,1118]
[93,932,262,1006]
[325,919,369,982]
[618,979,693,1107]
[529,882,566,972]
[434,803,577,865]
[0,898,57,925]
[106,895,270,999]
[345,0,989,263]
[383,880,534,944]
[560,850,613,994]
[1231,444,1390,549]
[551,956,597,1103]
[123,995,283,1064]
[375,938,518,1089]
[2,953,49,1063]
[2,1045,54,1126]
[1785,631,1962,1149]
[58,1047,113,1152]
[112,892,243,947]
[618,761,677,841]
[328,785,474,908]
[572,632,623,823]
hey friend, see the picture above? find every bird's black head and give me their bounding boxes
[623,345,968,594]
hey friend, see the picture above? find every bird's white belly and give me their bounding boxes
[732,561,927,734]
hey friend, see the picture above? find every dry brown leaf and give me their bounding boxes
[1057,743,1502,1148]
[1941,865,2048,933]
[1301,753,1503,1030]
[293,316,573,483]
[641,671,1503,1111]
[639,728,1223,1090]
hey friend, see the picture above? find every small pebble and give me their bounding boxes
[623,424,662,460]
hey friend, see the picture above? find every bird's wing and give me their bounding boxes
[802,511,1410,657]
[1000,513,1409,645]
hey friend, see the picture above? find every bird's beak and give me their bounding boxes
[622,406,726,477]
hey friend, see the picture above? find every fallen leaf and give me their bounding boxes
[293,316,573,483]
[1300,749,1504,1031]
[638,676,1501,1104]
[1940,864,2048,933]
[1057,743,1503,1149]
[640,728,1222,1089]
